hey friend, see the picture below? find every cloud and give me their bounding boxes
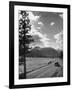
[54,31,63,40]
[32,35,50,48]
[54,31,63,50]
[38,22,43,25]
[28,12,40,22]
[32,35,41,42]
[59,14,63,19]
[29,25,50,48]
[50,22,55,26]
[37,27,41,29]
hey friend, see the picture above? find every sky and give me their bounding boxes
[19,10,63,50]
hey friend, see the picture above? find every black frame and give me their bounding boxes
[9,1,70,89]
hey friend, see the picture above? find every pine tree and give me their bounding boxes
[19,11,33,79]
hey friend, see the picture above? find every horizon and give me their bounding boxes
[31,46,63,51]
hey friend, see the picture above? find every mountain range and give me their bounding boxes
[26,47,60,58]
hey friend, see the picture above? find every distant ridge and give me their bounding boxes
[26,47,59,57]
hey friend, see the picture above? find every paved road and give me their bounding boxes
[27,62,62,78]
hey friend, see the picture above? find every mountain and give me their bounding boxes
[26,47,59,58]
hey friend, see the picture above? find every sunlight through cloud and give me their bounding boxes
[50,22,55,26]
[54,31,63,50]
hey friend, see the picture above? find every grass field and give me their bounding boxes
[19,58,63,79]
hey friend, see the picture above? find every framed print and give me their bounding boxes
[9,1,70,89]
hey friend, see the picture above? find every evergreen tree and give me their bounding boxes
[19,11,33,79]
